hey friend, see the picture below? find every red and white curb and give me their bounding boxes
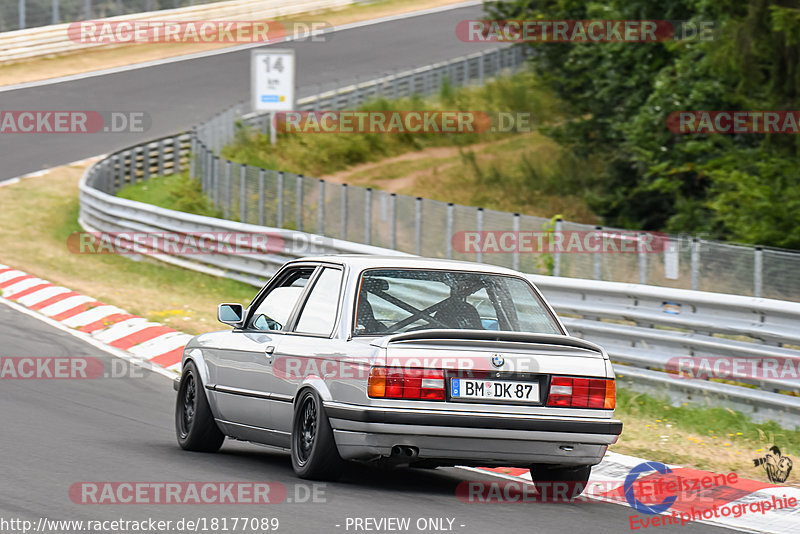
[472,452,800,533]
[0,263,189,372]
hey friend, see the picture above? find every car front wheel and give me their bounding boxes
[290,389,345,481]
[175,361,225,452]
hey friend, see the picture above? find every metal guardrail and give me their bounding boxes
[76,49,800,427]
[1,0,357,63]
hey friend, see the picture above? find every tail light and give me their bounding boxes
[546,376,615,409]
[368,367,445,400]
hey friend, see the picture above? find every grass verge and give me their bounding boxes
[0,163,255,334]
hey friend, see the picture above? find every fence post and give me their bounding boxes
[754,246,763,298]
[277,172,284,228]
[462,57,469,86]
[189,135,195,180]
[553,218,562,276]
[446,203,454,259]
[240,164,247,223]
[593,226,603,280]
[213,157,220,208]
[224,161,232,219]
[691,238,700,290]
[142,145,150,181]
[52,0,59,26]
[478,54,484,84]
[638,231,647,285]
[258,169,265,226]
[174,138,182,174]
[318,180,325,236]
[415,197,423,256]
[296,175,303,232]
[365,188,372,246]
[390,193,397,250]
[159,140,164,176]
[476,208,484,263]
[512,213,520,271]
[341,183,348,240]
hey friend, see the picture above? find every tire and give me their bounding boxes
[290,389,345,481]
[530,464,592,501]
[175,361,225,452]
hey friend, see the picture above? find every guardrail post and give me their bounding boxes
[462,57,469,86]
[240,164,247,223]
[478,54,484,84]
[639,231,647,285]
[296,175,304,232]
[390,193,397,250]
[258,169,265,226]
[415,197,423,256]
[553,217,562,276]
[446,203,455,259]
[594,226,603,280]
[476,208,484,263]
[318,180,325,236]
[754,246,763,298]
[341,184,348,240]
[691,238,700,290]
[365,188,372,245]
[277,172,284,228]
[512,213,520,271]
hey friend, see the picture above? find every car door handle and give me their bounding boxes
[264,346,275,363]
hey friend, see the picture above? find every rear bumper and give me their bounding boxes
[326,403,621,467]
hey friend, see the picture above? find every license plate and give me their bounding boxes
[450,378,539,403]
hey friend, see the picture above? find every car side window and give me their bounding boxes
[294,268,343,336]
[248,268,314,331]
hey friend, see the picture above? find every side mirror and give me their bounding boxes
[218,303,245,328]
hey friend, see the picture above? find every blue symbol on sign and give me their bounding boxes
[624,461,676,515]
[451,379,460,396]
[261,95,280,103]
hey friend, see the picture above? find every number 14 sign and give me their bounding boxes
[251,48,295,112]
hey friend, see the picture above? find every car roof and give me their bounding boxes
[286,254,526,276]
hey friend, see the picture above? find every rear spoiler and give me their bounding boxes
[369,329,606,356]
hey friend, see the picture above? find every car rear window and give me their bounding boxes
[354,269,562,336]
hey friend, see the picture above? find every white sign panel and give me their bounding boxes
[664,239,680,280]
[251,48,295,112]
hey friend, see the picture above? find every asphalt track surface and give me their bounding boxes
[1,4,737,532]
[0,300,736,534]
[0,3,498,182]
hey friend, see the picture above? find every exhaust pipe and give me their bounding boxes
[391,445,419,459]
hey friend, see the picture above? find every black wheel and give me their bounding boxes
[175,361,225,452]
[290,389,345,480]
[530,464,592,501]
